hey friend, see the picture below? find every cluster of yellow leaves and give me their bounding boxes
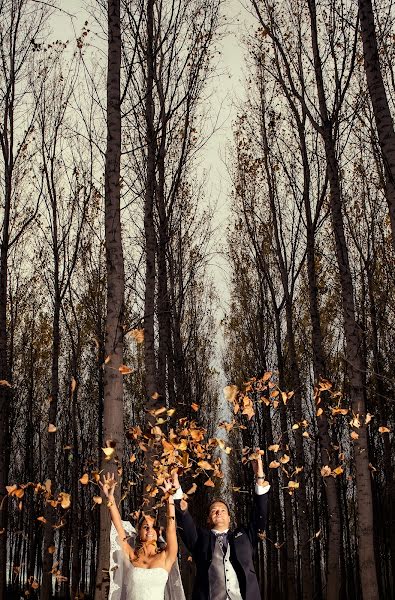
[5,481,71,526]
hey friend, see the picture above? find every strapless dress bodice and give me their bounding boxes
[127,566,168,600]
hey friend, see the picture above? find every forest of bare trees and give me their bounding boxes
[0,0,394,599]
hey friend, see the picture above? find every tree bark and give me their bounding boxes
[358,0,395,251]
[308,1,379,597]
[95,0,124,597]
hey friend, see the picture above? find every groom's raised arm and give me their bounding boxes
[247,449,270,545]
[172,473,198,552]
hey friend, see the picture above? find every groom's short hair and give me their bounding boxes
[207,498,231,516]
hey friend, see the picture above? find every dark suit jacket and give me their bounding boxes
[175,492,268,600]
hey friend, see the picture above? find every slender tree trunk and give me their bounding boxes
[41,296,61,600]
[298,122,341,600]
[308,2,379,597]
[0,178,11,600]
[144,0,158,402]
[358,0,395,251]
[95,0,124,596]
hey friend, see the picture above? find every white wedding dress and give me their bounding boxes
[127,566,168,600]
[109,521,185,600]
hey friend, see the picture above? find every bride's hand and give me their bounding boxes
[99,472,117,501]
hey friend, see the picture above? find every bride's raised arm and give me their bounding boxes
[100,472,135,561]
[161,479,178,570]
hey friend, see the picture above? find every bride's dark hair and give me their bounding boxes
[134,515,165,556]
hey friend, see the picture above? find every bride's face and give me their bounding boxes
[138,516,158,543]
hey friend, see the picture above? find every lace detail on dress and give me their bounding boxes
[127,567,168,600]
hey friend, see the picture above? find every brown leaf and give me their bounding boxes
[223,385,238,402]
[186,483,197,495]
[48,424,57,433]
[93,496,103,505]
[378,426,391,433]
[118,364,133,375]
[269,461,280,469]
[197,460,214,470]
[191,402,199,412]
[129,328,144,343]
[268,444,280,452]
[59,492,71,509]
[79,474,89,485]
[0,380,12,387]
[204,479,215,487]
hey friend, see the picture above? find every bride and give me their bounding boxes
[100,473,184,600]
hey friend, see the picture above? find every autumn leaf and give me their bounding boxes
[48,424,57,433]
[288,481,299,489]
[365,413,373,425]
[129,328,144,343]
[204,479,215,487]
[333,466,344,476]
[269,461,280,469]
[186,483,197,495]
[197,460,214,470]
[48,546,56,554]
[224,385,238,402]
[316,408,323,416]
[102,447,115,459]
[37,516,47,523]
[321,465,331,477]
[268,444,280,452]
[350,431,359,440]
[0,380,12,387]
[118,364,133,375]
[79,474,89,485]
[59,492,71,509]
[378,426,391,433]
[93,496,103,505]
[280,454,290,464]
[191,402,199,411]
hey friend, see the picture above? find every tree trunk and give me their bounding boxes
[308,2,379,596]
[358,0,395,251]
[95,0,124,597]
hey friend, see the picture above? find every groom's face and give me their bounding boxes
[208,501,231,531]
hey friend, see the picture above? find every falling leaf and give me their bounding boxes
[186,483,197,495]
[224,385,239,402]
[321,465,331,477]
[102,447,115,459]
[129,328,144,343]
[331,407,348,416]
[302,432,310,438]
[104,355,111,364]
[288,481,299,489]
[261,371,273,382]
[48,424,57,433]
[292,423,299,430]
[31,581,40,589]
[37,516,47,523]
[269,461,280,469]
[93,496,103,505]
[350,431,359,440]
[0,380,12,387]
[167,408,176,417]
[365,413,373,425]
[118,364,133,375]
[71,378,77,393]
[268,444,280,452]
[378,426,390,433]
[130,454,136,463]
[79,474,89,485]
[151,392,160,400]
[197,460,214,470]
[280,454,290,464]
[48,546,56,554]
[191,402,199,412]
[333,466,344,476]
[204,479,215,487]
[350,416,361,428]
[59,492,71,509]
[316,408,323,416]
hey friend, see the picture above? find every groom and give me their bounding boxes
[172,450,270,600]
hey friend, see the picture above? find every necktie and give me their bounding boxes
[215,532,228,553]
